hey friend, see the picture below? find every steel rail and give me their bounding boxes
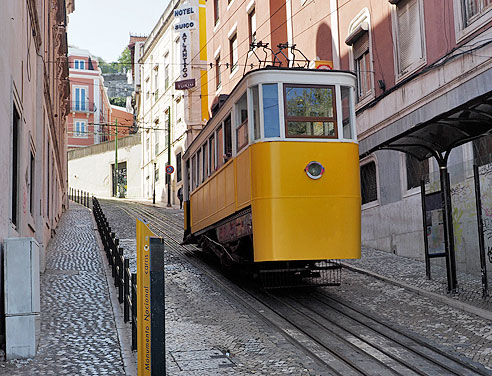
[100,200,491,376]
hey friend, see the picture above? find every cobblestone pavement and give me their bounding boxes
[102,199,492,374]
[344,247,492,312]
[0,202,125,376]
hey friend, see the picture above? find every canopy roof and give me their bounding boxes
[361,92,492,163]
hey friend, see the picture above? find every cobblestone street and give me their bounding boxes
[101,199,492,374]
[0,203,125,376]
[1,199,490,375]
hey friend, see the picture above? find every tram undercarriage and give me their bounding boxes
[188,208,342,289]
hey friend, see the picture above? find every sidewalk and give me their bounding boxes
[0,202,128,375]
[343,247,492,320]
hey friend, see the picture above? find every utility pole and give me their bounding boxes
[153,162,156,205]
[167,106,172,207]
[115,118,118,198]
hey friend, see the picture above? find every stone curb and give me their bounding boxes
[89,206,138,376]
[341,262,492,322]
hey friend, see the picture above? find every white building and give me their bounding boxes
[136,0,209,205]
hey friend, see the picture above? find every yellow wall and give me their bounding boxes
[191,148,251,232]
[190,141,361,262]
[250,141,361,261]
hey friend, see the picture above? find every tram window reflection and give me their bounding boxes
[341,86,353,139]
[263,84,280,138]
[251,86,260,140]
[224,115,232,160]
[236,94,248,151]
[284,84,337,138]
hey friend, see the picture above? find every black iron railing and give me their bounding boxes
[69,187,91,208]
[92,196,137,351]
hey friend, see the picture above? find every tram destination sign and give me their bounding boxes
[175,78,195,90]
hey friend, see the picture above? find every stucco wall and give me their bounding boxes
[68,136,142,199]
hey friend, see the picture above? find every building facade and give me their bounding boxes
[67,47,112,148]
[0,0,74,356]
[206,0,492,277]
[135,0,208,205]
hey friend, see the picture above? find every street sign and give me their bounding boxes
[166,165,174,174]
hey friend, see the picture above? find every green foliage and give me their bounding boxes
[96,47,131,74]
[110,97,127,107]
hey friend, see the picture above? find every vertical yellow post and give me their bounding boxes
[136,219,156,375]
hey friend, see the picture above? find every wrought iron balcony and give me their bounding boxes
[71,101,96,112]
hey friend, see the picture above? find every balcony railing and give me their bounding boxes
[71,101,96,112]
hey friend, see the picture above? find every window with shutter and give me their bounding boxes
[360,161,378,204]
[353,32,372,101]
[396,0,425,74]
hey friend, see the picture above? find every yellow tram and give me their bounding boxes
[183,67,360,286]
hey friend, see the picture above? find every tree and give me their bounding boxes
[117,47,131,72]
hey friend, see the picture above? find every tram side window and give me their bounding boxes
[251,86,260,140]
[263,84,280,138]
[209,134,216,171]
[202,143,208,181]
[217,126,224,168]
[224,114,232,160]
[197,150,202,186]
[341,86,354,140]
[236,93,248,151]
[284,85,337,138]
[191,155,197,190]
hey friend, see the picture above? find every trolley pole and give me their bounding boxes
[167,106,172,208]
[115,118,119,198]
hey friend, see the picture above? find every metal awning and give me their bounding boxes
[360,92,492,163]
[360,91,492,293]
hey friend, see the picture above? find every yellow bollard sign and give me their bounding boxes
[136,219,156,376]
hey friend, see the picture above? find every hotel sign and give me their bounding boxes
[174,5,197,87]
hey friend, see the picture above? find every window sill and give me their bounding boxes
[214,20,220,33]
[402,186,421,199]
[361,200,379,210]
[395,58,426,84]
[355,91,375,110]
[229,66,239,79]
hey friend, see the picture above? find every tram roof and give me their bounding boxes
[360,91,492,163]
[184,66,356,158]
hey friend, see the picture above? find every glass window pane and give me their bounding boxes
[341,86,353,139]
[236,94,248,150]
[287,121,335,137]
[224,115,232,159]
[263,84,280,138]
[217,127,223,168]
[285,86,334,118]
[251,86,260,139]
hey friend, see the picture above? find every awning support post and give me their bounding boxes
[439,165,458,292]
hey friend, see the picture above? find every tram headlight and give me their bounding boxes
[305,161,324,180]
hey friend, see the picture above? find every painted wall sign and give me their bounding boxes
[174,5,197,82]
[175,78,196,90]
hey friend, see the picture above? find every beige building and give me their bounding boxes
[0,0,74,357]
[136,0,208,205]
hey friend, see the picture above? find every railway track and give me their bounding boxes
[101,200,492,376]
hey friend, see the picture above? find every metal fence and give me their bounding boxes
[92,197,138,351]
[69,188,91,208]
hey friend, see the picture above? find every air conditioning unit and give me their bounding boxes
[3,237,40,360]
